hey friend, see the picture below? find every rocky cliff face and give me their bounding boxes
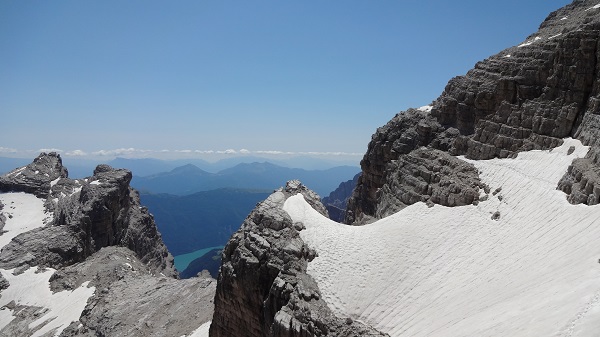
[0,153,214,336]
[210,180,387,337]
[347,0,600,223]
[321,174,359,222]
[0,153,176,276]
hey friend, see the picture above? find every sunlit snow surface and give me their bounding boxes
[184,321,211,337]
[0,192,95,336]
[0,193,50,249]
[284,138,600,337]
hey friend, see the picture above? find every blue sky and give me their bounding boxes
[0,0,572,161]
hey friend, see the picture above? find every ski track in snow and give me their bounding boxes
[284,138,600,337]
[0,192,95,336]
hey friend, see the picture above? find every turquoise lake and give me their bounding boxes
[173,246,224,272]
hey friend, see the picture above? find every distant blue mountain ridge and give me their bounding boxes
[131,161,360,197]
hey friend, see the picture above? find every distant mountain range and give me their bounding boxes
[0,155,360,178]
[132,162,360,197]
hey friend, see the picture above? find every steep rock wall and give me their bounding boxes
[0,154,176,277]
[347,0,600,223]
[210,181,387,337]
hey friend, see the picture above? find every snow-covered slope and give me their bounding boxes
[0,192,95,337]
[284,138,600,336]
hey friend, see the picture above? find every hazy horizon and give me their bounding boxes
[1,1,571,161]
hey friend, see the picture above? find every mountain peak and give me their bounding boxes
[0,152,68,198]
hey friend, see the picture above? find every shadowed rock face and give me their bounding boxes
[0,154,176,277]
[322,173,359,223]
[347,0,600,223]
[210,180,388,337]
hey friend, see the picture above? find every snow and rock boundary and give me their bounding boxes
[283,139,600,336]
[210,180,388,337]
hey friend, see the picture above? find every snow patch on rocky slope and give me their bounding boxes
[0,192,95,336]
[0,192,51,248]
[284,138,600,336]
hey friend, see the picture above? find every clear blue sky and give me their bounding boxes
[0,0,572,161]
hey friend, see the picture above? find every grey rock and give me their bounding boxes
[0,201,5,233]
[375,148,483,221]
[0,303,51,337]
[0,156,205,336]
[54,247,215,337]
[0,152,68,198]
[0,273,8,292]
[0,225,83,269]
[347,1,600,222]
[210,180,387,337]
[0,158,176,277]
[558,157,600,205]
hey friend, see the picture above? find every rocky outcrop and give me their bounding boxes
[0,152,68,198]
[54,247,215,337]
[347,0,600,223]
[322,174,359,222]
[369,148,484,222]
[210,180,387,337]
[0,157,176,277]
[558,157,600,205]
[0,155,213,336]
[0,201,5,232]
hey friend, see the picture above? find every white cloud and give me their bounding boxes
[216,149,237,154]
[239,149,251,154]
[255,150,288,155]
[64,150,87,156]
[38,148,63,153]
[0,147,17,154]
[92,148,140,156]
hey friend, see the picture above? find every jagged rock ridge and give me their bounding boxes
[210,181,387,337]
[0,153,214,336]
[347,0,600,223]
[0,153,175,275]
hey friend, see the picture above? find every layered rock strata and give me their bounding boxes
[0,155,176,276]
[0,154,215,336]
[210,180,387,337]
[347,0,600,223]
[0,152,68,198]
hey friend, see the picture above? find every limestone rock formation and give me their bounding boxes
[55,247,215,337]
[347,0,600,223]
[210,180,387,337]
[0,157,176,277]
[0,154,214,336]
[0,152,68,198]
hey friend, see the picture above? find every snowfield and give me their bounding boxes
[0,192,95,336]
[284,138,600,337]
[0,192,51,249]
[0,268,95,337]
